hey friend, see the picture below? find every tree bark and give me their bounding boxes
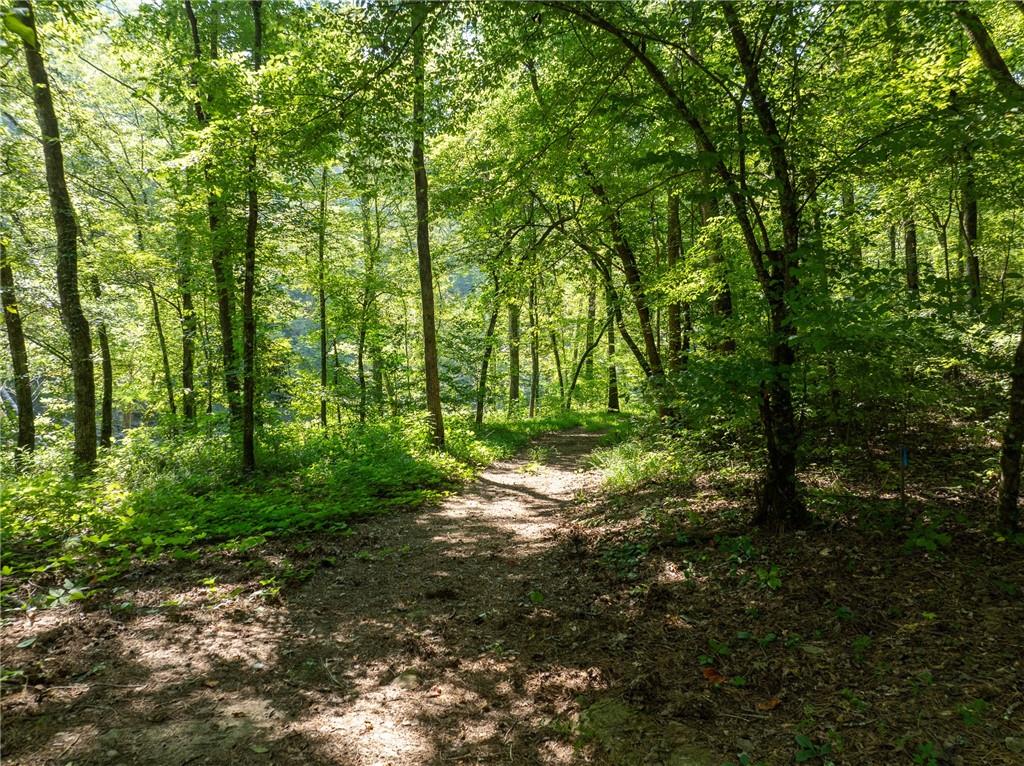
[953,2,1024,106]
[318,167,328,428]
[508,301,520,411]
[475,302,499,425]
[841,185,862,266]
[666,193,684,373]
[148,283,176,417]
[606,284,619,413]
[16,0,96,470]
[961,143,981,310]
[92,274,113,446]
[998,319,1024,532]
[184,0,240,420]
[241,0,262,472]
[529,281,540,417]
[584,276,596,380]
[1,243,35,466]
[905,218,919,294]
[412,2,444,448]
[177,229,197,422]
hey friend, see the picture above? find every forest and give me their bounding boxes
[1,1,1023,764]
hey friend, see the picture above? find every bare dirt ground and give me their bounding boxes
[4,427,1023,765]
[4,428,704,765]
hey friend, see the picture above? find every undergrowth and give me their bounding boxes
[0,410,625,601]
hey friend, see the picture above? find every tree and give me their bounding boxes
[12,0,96,471]
[411,2,444,449]
[0,242,34,466]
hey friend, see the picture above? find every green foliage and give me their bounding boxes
[1,412,617,595]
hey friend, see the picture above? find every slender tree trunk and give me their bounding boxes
[998,319,1024,532]
[584,276,596,381]
[412,2,444,448]
[889,223,897,267]
[566,317,609,411]
[962,144,981,310]
[17,0,96,470]
[550,329,565,408]
[332,338,342,425]
[357,322,367,424]
[905,218,919,294]
[529,281,540,417]
[148,283,176,417]
[666,193,683,373]
[1,243,35,466]
[318,167,328,428]
[475,304,499,425]
[177,231,197,422]
[606,287,619,413]
[241,0,262,472]
[508,301,520,412]
[92,275,113,446]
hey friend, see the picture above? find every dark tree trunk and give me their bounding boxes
[475,305,499,425]
[17,0,96,470]
[700,186,735,353]
[566,317,609,411]
[1,243,35,466]
[550,329,565,408]
[889,223,897,266]
[332,338,342,425]
[529,281,540,417]
[508,301,520,411]
[357,323,368,424]
[148,283,176,417]
[177,231,197,422]
[92,275,113,446]
[318,167,328,428]
[998,319,1024,532]
[905,218,919,294]
[241,0,262,473]
[412,2,444,448]
[962,144,981,310]
[606,286,619,413]
[584,277,596,380]
[666,193,684,373]
[184,0,240,420]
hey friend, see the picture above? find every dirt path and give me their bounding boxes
[4,428,654,765]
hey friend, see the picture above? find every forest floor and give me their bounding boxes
[2,427,1023,765]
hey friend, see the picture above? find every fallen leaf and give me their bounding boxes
[756,696,781,711]
[702,667,726,684]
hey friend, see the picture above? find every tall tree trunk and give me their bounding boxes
[184,0,239,420]
[962,143,981,310]
[666,192,684,373]
[92,274,113,446]
[889,223,897,266]
[475,303,499,425]
[508,301,520,411]
[606,283,619,412]
[566,317,609,411]
[529,281,540,417]
[905,218,919,294]
[318,167,328,428]
[584,276,596,381]
[148,283,176,417]
[177,231,197,422]
[550,329,565,408]
[241,0,262,472]
[1,243,35,466]
[998,319,1024,532]
[357,322,367,424]
[16,0,96,470]
[332,338,342,425]
[412,2,444,448]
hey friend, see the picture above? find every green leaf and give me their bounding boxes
[16,636,36,649]
[3,12,36,48]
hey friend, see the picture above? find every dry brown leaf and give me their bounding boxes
[702,667,726,685]
[756,696,781,711]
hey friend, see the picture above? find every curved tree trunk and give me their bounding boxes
[17,0,96,470]
[1,243,35,467]
[92,274,113,446]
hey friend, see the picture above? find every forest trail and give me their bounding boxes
[8,428,714,765]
